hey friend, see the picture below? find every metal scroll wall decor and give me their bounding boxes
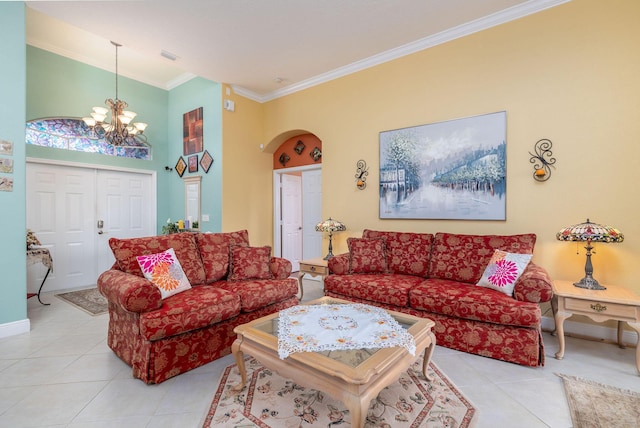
[355,159,369,189]
[529,139,556,182]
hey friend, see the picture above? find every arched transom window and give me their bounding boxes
[26,117,151,160]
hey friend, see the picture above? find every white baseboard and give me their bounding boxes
[0,318,30,339]
[541,315,638,345]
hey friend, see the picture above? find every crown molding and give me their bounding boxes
[238,0,570,103]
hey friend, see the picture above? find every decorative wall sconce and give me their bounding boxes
[355,159,369,189]
[164,166,173,172]
[529,139,556,181]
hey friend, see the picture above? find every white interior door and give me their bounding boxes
[281,173,302,271]
[96,169,155,275]
[27,163,97,292]
[27,161,156,293]
[302,169,323,260]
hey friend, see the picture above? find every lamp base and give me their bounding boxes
[573,276,606,290]
[323,253,333,260]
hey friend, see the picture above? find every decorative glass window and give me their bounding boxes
[26,117,151,160]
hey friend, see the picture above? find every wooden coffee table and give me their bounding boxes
[231,296,436,428]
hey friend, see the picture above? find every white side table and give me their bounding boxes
[552,280,640,374]
[297,258,329,300]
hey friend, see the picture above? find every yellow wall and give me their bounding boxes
[223,0,640,294]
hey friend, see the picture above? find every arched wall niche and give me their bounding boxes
[268,131,322,170]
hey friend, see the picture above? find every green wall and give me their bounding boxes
[0,3,27,330]
[168,78,223,232]
[26,46,172,228]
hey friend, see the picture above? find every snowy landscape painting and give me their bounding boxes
[379,111,506,220]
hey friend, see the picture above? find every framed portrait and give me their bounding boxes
[379,111,506,220]
[183,107,203,155]
[175,157,187,177]
[200,150,213,173]
[188,155,198,173]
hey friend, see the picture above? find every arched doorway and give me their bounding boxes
[270,133,323,271]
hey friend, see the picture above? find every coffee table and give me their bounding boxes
[231,296,436,428]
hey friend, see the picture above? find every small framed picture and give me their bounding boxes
[0,176,13,192]
[0,158,13,173]
[200,150,213,173]
[175,157,187,177]
[188,155,198,173]
[0,139,13,155]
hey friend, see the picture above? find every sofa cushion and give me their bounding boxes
[324,273,425,307]
[363,230,434,277]
[136,248,192,299]
[217,278,299,312]
[196,230,250,283]
[139,285,241,341]
[228,245,273,282]
[409,278,541,328]
[347,237,387,273]
[109,233,206,285]
[428,233,536,284]
[477,250,532,296]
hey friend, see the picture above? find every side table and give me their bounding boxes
[552,279,640,374]
[297,257,329,300]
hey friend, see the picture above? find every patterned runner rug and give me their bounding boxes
[55,287,108,316]
[203,356,476,428]
[557,373,640,427]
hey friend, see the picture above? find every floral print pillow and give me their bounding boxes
[228,245,273,282]
[348,237,387,274]
[136,248,192,299]
[476,249,532,296]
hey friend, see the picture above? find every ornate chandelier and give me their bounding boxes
[82,41,148,146]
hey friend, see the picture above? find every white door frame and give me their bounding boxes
[273,164,321,260]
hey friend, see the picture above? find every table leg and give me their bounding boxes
[422,331,436,381]
[617,321,626,349]
[549,295,558,335]
[231,338,247,391]
[36,268,51,306]
[626,322,640,375]
[297,271,305,300]
[554,310,571,359]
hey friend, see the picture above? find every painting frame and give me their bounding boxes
[183,107,204,155]
[200,150,213,173]
[379,111,507,221]
[175,157,187,177]
[188,154,199,173]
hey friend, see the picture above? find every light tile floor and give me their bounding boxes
[1,279,638,427]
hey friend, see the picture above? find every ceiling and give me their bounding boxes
[24,0,567,102]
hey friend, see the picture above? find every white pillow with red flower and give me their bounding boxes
[136,248,192,299]
[476,249,532,296]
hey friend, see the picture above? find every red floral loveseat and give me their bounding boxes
[97,230,299,384]
[325,230,553,367]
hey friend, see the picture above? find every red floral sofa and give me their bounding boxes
[325,230,553,367]
[97,230,299,384]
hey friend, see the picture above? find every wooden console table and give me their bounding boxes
[27,248,53,305]
[552,280,640,374]
[297,257,329,300]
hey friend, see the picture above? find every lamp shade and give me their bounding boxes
[315,217,346,233]
[556,219,624,243]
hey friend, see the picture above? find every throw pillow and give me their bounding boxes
[348,237,387,274]
[477,249,532,296]
[228,245,273,282]
[136,248,192,299]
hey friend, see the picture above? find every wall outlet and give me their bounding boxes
[202,214,210,222]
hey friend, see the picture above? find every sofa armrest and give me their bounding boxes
[97,269,162,313]
[513,262,553,303]
[327,253,349,274]
[270,257,292,280]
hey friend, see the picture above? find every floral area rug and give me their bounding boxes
[55,287,108,316]
[557,373,640,428]
[203,356,476,428]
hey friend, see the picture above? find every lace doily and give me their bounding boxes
[277,303,416,359]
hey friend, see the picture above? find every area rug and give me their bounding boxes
[203,356,476,428]
[557,373,640,428]
[55,287,108,316]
